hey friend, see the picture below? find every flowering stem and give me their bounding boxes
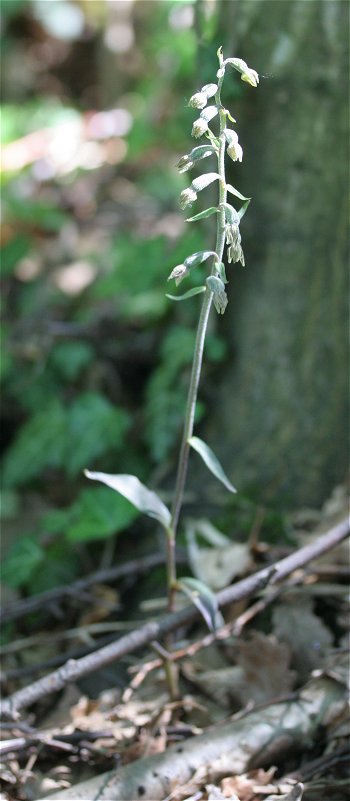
[169,74,227,554]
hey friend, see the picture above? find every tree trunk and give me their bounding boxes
[203,0,348,508]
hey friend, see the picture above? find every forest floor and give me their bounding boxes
[0,486,349,801]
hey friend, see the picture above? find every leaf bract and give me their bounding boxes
[177,576,219,631]
[84,471,171,528]
[188,436,236,493]
[166,286,206,302]
[186,207,218,222]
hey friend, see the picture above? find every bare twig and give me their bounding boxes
[122,572,305,702]
[1,517,348,718]
[0,551,187,625]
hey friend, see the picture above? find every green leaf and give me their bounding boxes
[2,536,44,588]
[1,394,130,486]
[226,184,251,202]
[50,342,93,381]
[84,471,171,529]
[186,207,218,222]
[2,401,66,487]
[238,199,251,220]
[188,436,236,493]
[65,393,130,476]
[166,286,206,302]
[65,486,138,542]
[177,577,219,631]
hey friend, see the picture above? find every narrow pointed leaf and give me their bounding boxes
[186,207,218,222]
[188,436,236,493]
[166,286,206,302]
[177,577,219,631]
[84,471,171,528]
[227,183,251,202]
[238,199,251,220]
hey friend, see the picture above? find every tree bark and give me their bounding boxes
[202,0,348,507]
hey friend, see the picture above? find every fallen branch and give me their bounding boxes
[1,516,348,719]
[38,667,347,800]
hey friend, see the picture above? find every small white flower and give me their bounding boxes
[225,221,245,266]
[192,118,209,138]
[179,187,197,209]
[241,69,259,87]
[227,141,243,162]
[168,264,188,284]
[225,58,259,88]
[225,129,243,162]
[189,91,207,109]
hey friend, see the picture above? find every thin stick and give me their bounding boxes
[1,516,347,718]
[0,551,187,625]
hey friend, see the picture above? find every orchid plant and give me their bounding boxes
[85,48,259,696]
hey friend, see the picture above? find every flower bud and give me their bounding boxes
[225,129,243,162]
[179,187,197,209]
[177,155,194,173]
[189,91,208,109]
[206,275,228,314]
[227,141,243,162]
[192,118,209,138]
[241,69,259,87]
[168,264,188,284]
[228,241,245,266]
[225,57,259,88]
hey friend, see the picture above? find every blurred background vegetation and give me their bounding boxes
[1,0,348,601]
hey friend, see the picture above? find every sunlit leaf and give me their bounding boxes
[177,576,219,631]
[186,207,218,222]
[188,436,236,492]
[84,471,171,529]
[166,286,206,302]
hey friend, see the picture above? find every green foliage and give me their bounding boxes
[2,393,130,486]
[5,195,68,232]
[49,342,94,381]
[64,486,139,542]
[2,535,44,589]
[144,325,226,464]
